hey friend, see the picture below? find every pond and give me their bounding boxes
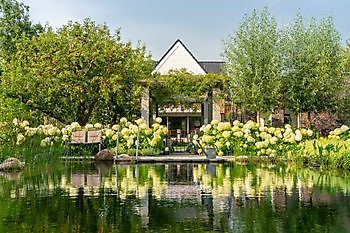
[1,160,350,233]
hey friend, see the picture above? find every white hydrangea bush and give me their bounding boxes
[195,120,316,157]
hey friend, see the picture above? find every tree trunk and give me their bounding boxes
[257,111,264,127]
[77,102,91,125]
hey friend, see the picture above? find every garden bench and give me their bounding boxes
[69,130,102,152]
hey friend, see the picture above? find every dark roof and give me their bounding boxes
[153,60,225,74]
[198,61,224,74]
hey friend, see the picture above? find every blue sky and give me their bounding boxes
[21,0,350,60]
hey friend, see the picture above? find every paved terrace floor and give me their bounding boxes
[62,153,236,163]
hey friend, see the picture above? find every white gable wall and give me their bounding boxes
[153,40,206,75]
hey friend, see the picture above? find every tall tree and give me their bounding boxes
[1,19,153,124]
[223,8,282,125]
[337,40,350,125]
[281,14,344,126]
[0,0,43,125]
[0,0,42,62]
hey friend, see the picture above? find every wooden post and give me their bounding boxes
[135,126,140,161]
[115,126,120,162]
[115,165,119,197]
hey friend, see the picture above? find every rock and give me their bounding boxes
[117,154,132,162]
[0,157,24,171]
[235,156,249,164]
[95,149,114,161]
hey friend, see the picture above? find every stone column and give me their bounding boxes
[212,88,221,122]
[203,95,209,125]
[141,86,150,127]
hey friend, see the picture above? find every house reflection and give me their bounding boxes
[162,164,201,199]
[65,162,348,216]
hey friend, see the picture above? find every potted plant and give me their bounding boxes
[193,134,217,159]
[204,146,217,159]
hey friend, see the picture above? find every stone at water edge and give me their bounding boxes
[95,149,114,161]
[235,156,249,163]
[0,157,25,171]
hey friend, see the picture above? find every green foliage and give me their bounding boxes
[338,93,350,125]
[224,8,347,124]
[0,94,45,152]
[150,69,229,108]
[281,14,345,115]
[1,19,153,125]
[0,0,43,63]
[224,7,282,115]
[292,138,350,170]
[0,93,43,123]
[338,42,350,125]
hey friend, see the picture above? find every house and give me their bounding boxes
[141,39,225,142]
[141,39,345,137]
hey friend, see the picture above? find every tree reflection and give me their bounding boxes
[1,162,350,232]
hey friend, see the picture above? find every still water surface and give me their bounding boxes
[1,160,350,232]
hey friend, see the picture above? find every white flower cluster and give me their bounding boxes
[12,117,168,151]
[102,117,168,149]
[196,119,315,157]
[329,125,350,140]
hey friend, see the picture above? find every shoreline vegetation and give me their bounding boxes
[2,117,350,171]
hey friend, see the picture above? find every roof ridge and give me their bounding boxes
[154,39,207,74]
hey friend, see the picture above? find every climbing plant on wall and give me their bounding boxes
[150,69,229,109]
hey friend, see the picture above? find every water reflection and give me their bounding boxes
[0,171,22,181]
[1,162,350,232]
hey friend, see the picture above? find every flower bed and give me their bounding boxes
[5,117,350,170]
[4,117,168,156]
[195,120,316,157]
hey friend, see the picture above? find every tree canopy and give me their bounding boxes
[223,8,282,118]
[281,14,345,116]
[0,0,42,63]
[224,7,347,126]
[1,19,153,125]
